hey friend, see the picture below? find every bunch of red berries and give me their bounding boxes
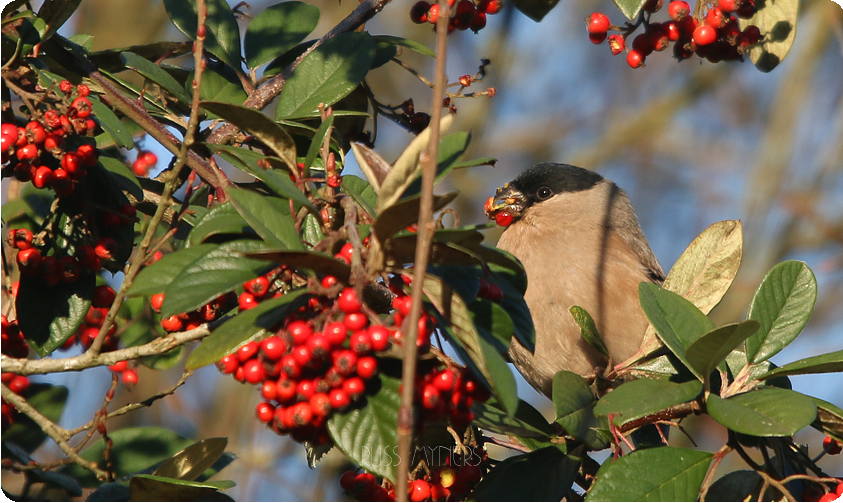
[2,80,99,194]
[415,366,489,429]
[409,0,503,34]
[131,150,159,177]
[152,291,236,333]
[585,0,760,68]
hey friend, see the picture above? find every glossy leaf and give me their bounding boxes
[244,250,351,283]
[89,95,133,149]
[160,240,272,318]
[202,103,297,171]
[17,272,93,356]
[90,41,192,71]
[510,0,561,21]
[472,400,555,438]
[342,175,378,217]
[163,0,242,70]
[705,470,776,502]
[706,388,816,436]
[97,155,143,200]
[36,0,82,43]
[467,299,514,351]
[2,384,68,453]
[350,142,391,192]
[586,447,712,501]
[130,474,234,501]
[638,282,715,380]
[474,446,581,502]
[192,63,247,116]
[64,427,194,487]
[226,187,303,250]
[371,35,435,58]
[187,202,253,247]
[185,290,308,370]
[594,379,702,427]
[303,114,334,175]
[402,132,472,198]
[739,0,798,72]
[684,321,759,380]
[570,306,609,357]
[553,371,611,450]
[809,396,843,442]
[377,114,453,211]
[275,32,376,119]
[151,438,228,480]
[120,51,192,103]
[758,350,843,380]
[128,244,218,296]
[662,220,742,315]
[244,2,320,69]
[745,261,817,363]
[373,192,458,242]
[327,374,400,483]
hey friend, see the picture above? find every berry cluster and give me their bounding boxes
[1,81,99,194]
[1,315,30,428]
[585,0,761,68]
[131,150,159,177]
[803,481,843,502]
[415,365,489,429]
[339,453,486,501]
[152,291,236,333]
[409,0,503,34]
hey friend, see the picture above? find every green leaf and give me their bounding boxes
[127,244,218,296]
[130,474,234,501]
[160,240,272,318]
[553,371,611,450]
[474,446,582,502]
[586,447,712,501]
[376,115,453,212]
[594,379,702,427]
[451,156,497,170]
[185,290,308,370]
[739,0,798,72]
[2,384,68,453]
[327,374,400,483]
[341,175,378,217]
[569,306,609,357]
[610,0,648,20]
[472,400,555,438]
[192,62,247,115]
[809,396,843,442]
[17,272,94,356]
[120,51,192,104]
[153,438,228,481]
[210,145,312,210]
[244,2,319,69]
[745,261,817,364]
[638,282,715,380]
[467,299,514,351]
[275,32,376,119]
[202,103,297,171]
[226,187,303,250]
[662,220,743,315]
[706,388,817,436]
[706,470,776,502]
[244,250,351,283]
[371,35,435,58]
[187,202,253,246]
[303,114,335,174]
[163,0,242,70]
[758,350,843,380]
[510,0,561,21]
[373,192,458,242]
[97,155,143,200]
[64,427,194,487]
[89,95,133,149]
[402,132,472,198]
[684,321,760,380]
[35,0,82,43]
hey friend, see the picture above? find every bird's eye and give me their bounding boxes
[537,187,553,200]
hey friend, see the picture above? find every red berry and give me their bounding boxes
[237,341,260,362]
[92,285,116,308]
[410,1,430,23]
[309,392,332,417]
[76,144,98,166]
[588,32,607,44]
[161,315,183,332]
[16,248,41,272]
[238,292,258,310]
[261,336,287,361]
[669,0,690,20]
[280,355,301,379]
[243,276,270,297]
[353,473,378,500]
[665,21,682,41]
[59,80,73,94]
[108,360,129,373]
[818,493,838,502]
[7,228,33,250]
[334,349,358,376]
[256,402,275,423]
[470,11,487,32]
[824,436,842,455]
[8,375,30,394]
[321,275,338,288]
[95,238,117,260]
[122,369,139,387]
[16,144,38,162]
[484,0,503,13]
[150,293,165,312]
[368,325,391,351]
[13,162,35,182]
[608,34,626,54]
[287,320,313,345]
[632,33,654,55]
[70,97,92,118]
[276,378,297,403]
[25,122,46,145]
[343,376,366,400]
[458,464,482,486]
[586,12,611,35]
[340,471,358,492]
[494,211,513,227]
[306,333,331,359]
[76,84,90,97]
[743,25,760,44]
[432,369,455,392]
[291,401,313,427]
[338,287,363,314]
[356,356,378,379]
[422,384,441,410]
[325,321,348,346]
[242,359,265,384]
[329,388,351,411]
[292,345,313,367]
[344,312,369,332]
[705,6,726,27]
[218,354,239,374]
[426,3,440,23]
[410,480,431,502]
[693,25,717,45]
[736,0,756,17]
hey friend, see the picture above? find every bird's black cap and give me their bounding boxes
[510,163,604,207]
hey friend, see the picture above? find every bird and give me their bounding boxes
[485,163,664,397]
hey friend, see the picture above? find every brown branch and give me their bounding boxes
[1,324,210,376]
[1,384,108,481]
[396,0,449,498]
[205,0,393,146]
[618,401,698,433]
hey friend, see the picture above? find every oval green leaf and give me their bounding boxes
[570,306,609,357]
[745,261,817,363]
[244,1,320,69]
[739,0,798,73]
[226,187,303,250]
[586,447,712,501]
[706,388,817,437]
[474,446,581,502]
[187,202,253,247]
[211,145,311,210]
[127,244,218,296]
[553,371,611,450]
[757,349,843,380]
[120,51,192,104]
[163,0,242,70]
[17,272,93,357]
[89,95,133,149]
[684,321,759,380]
[594,378,703,427]
[275,32,376,120]
[472,400,555,438]
[244,250,351,283]
[130,474,234,501]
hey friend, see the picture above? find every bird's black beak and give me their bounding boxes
[485,183,526,220]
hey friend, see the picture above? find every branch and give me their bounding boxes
[396,0,450,498]
[205,0,393,146]
[1,384,108,481]
[1,324,210,375]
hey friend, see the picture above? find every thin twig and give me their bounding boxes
[699,444,732,502]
